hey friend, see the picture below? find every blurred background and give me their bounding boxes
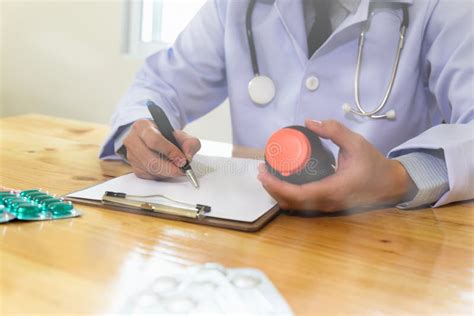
[0,0,232,143]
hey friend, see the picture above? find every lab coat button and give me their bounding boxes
[305,76,320,91]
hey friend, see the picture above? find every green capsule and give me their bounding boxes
[39,198,63,211]
[0,194,17,205]
[32,194,53,204]
[16,212,47,220]
[0,191,13,196]
[16,204,41,215]
[25,192,47,200]
[19,189,41,197]
[9,200,31,212]
[4,196,20,203]
[4,197,24,208]
[48,202,74,214]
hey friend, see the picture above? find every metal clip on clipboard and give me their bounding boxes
[102,191,211,220]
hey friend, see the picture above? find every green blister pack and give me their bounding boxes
[0,190,81,223]
[0,205,16,223]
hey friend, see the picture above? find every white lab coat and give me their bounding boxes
[101,0,474,206]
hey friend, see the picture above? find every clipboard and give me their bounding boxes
[65,155,281,232]
[66,194,280,232]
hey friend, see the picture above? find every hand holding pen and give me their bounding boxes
[122,102,201,188]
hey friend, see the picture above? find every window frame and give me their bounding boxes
[121,0,169,58]
[121,0,206,58]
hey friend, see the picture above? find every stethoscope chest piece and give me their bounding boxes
[248,75,276,106]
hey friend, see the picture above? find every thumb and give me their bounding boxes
[174,130,201,161]
[305,119,359,152]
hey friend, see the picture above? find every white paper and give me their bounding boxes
[67,155,277,222]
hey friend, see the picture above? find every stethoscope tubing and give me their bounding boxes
[245,0,410,118]
[352,25,407,118]
[246,0,260,76]
[351,4,409,118]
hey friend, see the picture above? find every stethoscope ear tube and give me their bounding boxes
[343,3,409,120]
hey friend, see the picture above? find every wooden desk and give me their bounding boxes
[1,114,473,314]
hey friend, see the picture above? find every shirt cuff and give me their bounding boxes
[114,124,133,161]
[392,150,449,209]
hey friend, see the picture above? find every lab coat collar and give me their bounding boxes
[313,0,369,57]
[317,0,413,57]
[335,0,414,29]
[273,0,413,64]
[340,0,361,14]
[371,0,414,4]
[274,0,371,65]
[274,0,308,68]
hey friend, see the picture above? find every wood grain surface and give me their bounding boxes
[1,114,473,314]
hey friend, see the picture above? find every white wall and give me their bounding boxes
[0,0,232,143]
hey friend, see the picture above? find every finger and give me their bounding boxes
[130,151,182,179]
[305,119,360,152]
[299,176,345,212]
[127,150,158,179]
[257,163,266,174]
[258,163,343,212]
[126,151,157,179]
[174,130,201,161]
[257,166,304,210]
[126,150,148,177]
[128,137,184,178]
[137,123,187,168]
[131,164,156,180]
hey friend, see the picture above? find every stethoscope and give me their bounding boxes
[246,0,409,120]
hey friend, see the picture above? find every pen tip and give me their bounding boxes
[186,170,200,190]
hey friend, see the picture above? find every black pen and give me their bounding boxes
[146,101,199,189]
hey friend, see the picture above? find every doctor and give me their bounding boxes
[101,0,474,212]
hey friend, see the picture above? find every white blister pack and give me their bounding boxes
[123,263,293,315]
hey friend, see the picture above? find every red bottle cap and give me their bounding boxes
[265,128,311,176]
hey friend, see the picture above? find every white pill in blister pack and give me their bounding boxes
[152,276,180,294]
[231,274,261,289]
[123,263,293,315]
[164,296,197,313]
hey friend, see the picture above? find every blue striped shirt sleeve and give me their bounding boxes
[393,150,449,209]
